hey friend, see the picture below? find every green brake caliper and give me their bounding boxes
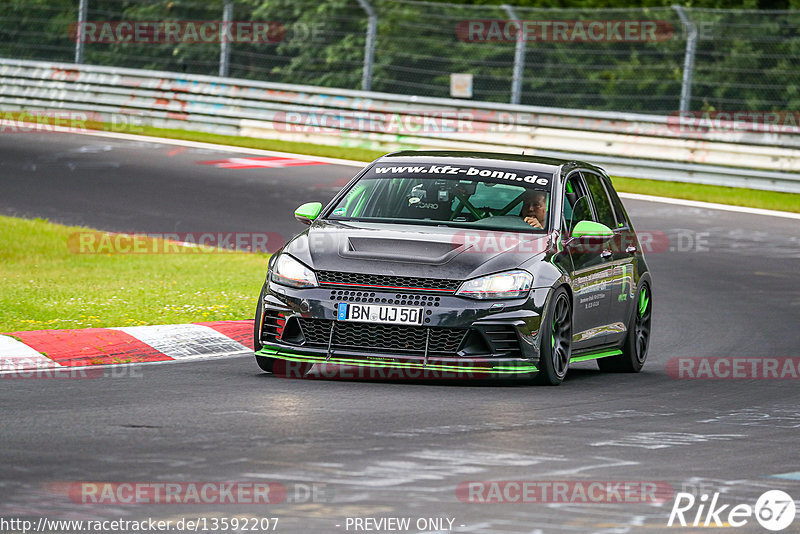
[638,288,649,317]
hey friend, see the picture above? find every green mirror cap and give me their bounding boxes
[571,220,613,238]
[295,202,323,221]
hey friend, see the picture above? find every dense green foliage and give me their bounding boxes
[1,0,797,112]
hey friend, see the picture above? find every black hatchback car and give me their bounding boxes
[254,151,652,385]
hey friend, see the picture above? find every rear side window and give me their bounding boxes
[583,172,617,230]
[562,173,592,233]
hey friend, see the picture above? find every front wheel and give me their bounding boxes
[254,285,276,373]
[598,283,652,373]
[534,287,572,385]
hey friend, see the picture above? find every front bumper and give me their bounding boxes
[256,281,552,378]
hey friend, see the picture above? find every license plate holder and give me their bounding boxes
[337,303,424,326]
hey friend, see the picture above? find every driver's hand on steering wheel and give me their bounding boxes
[524,216,543,229]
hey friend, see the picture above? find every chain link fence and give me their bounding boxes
[1,0,797,114]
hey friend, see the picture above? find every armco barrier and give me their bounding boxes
[1,58,799,193]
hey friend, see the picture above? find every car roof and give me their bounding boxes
[379,150,600,176]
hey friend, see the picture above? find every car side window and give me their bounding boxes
[582,172,617,230]
[604,177,629,228]
[562,173,592,234]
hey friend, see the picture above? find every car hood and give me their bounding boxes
[283,220,549,280]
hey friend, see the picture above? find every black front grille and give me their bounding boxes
[483,325,523,358]
[317,271,460,293]
[297,318,467,355]
[328,290,441,307]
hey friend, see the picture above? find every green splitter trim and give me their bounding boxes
[257,347,538,374]
[294,202,322,221]
[571,220,614,238]
[570,349,622,363]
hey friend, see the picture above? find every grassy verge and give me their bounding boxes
[0,215,268,332]
[610,176,800,213]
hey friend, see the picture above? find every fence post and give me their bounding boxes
[74,0,88,64]
[356,0,377,92]
[672,5,697,113]
[502,4,526,105]
[219,0,233,77]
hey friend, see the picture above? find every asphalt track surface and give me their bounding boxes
[1,133,800,533]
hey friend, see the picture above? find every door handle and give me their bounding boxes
[600,249,613,259]
[625,245,637,254]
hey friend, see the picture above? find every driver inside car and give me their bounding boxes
[521,190,547,229]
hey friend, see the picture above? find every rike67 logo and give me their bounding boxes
[668,490,796,531]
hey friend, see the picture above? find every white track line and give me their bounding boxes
[68,128,799,220]
[619,192,800,220]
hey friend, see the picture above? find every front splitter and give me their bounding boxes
[256,345,538,378]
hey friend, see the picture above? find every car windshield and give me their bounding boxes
[328,163,553,232]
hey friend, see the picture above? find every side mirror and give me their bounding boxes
[571,220,613,241]
[294,202,322,225]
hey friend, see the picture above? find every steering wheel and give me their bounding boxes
[470,215,535,230]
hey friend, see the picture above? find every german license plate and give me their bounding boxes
[337,303,424,325]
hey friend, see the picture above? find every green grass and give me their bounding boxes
[0,215,268,332]
[610,176,800,213]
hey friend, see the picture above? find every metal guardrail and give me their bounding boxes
[1,58,798,193]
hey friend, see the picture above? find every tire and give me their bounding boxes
[255,354,275,373]
[597,283,652,373]
[534,287,572,385]
[254,285,276,373]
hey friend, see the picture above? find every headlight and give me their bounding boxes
[270,254,318,288]
[456,270,532,300]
